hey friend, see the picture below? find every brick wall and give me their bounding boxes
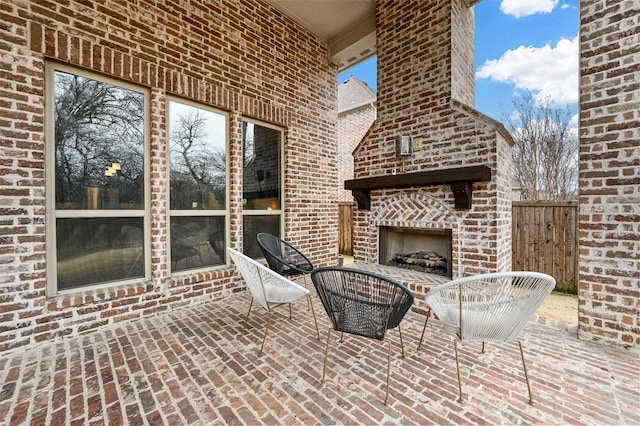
[351,0,514,279]
[451,0,476,107]
[0,0,338,354]
[337,105,376,202]
[578,0,639,347]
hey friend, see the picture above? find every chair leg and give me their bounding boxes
[242,298,254,335]
[398,325,405,357]
[288,303,292,320]
[308,294,321,340]
[302,274,312,311]
[322,327,332,382]
[303,275,321,340]
[454,338,464,403]
[257,309,273,357]
[384,338,391,405]
[481,341,485,353]
[517,340,534,405]
[416,308,431,350]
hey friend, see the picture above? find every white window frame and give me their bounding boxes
[167,97,230,275]
[241,118,285,246]
[44,62,151,296]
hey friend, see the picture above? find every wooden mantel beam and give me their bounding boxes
[344,165,492,210]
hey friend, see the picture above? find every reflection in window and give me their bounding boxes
[171,216,225,272]
[49,65,147,292]
[56,218,144,290]
[169,100,227,271]
[242,122,281,211]
[169,101,226,210]
[243,215,280,259]
[242,120,282,258]
[54,71,145,210]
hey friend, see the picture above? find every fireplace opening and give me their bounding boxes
[378,226,452,278]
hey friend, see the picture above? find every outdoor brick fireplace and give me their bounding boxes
[346,0,515,281]
[379,226,453,278]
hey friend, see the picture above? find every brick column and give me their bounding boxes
[578,0,639,347]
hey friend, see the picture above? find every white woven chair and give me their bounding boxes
[424,271,556,404]
[228,247,310,356]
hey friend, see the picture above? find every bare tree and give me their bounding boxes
[502,94,578,200]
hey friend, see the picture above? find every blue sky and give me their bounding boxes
[338,0,579,122]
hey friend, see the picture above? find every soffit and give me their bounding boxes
[263,0,483,71]
[263,0,376,72]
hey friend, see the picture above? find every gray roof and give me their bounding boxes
[338,76,376,113]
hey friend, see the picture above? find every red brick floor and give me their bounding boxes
[0,290,638,425]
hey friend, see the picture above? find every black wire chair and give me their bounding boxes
[256,232,320,339]
[310,266,415,404]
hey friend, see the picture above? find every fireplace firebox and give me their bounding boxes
[378,226,452,278]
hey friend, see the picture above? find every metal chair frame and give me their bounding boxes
[228,247,310,356]
[311,266,414,404]
[256,232,321,339]
[424,271,556,404]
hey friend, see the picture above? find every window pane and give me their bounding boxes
[54,71,145,210]
[56,217,144,290]
[169,101,226,210]
[171,216,225,272]
[242,122,281,211]
[243,215,280,259]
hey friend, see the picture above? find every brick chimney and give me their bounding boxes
[348,0,515,278]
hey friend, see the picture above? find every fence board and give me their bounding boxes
[553,206,565,286]
[338,203,354,256]
[544,205,554,274]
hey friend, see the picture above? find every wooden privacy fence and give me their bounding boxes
[338,201,579,294]
[512,201,578,294]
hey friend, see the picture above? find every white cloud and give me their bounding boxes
[569,113,579,137]
[500,0,559,18]
[476,36,579,107]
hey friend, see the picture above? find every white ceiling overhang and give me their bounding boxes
[263,0,376,72]
[263,0,483,72]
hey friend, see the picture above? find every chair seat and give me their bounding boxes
[264,280,309,305]
[439,304,527,341]
[324,289,403,340]
[256,233,314,276]
[432,288,537,342]
[279,264,312,276]
[332,305,389,340]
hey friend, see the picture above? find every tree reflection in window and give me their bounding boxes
[169,102,226,210]
[54,71,144,210]
[51,68,147,291]
[169,100,227,272]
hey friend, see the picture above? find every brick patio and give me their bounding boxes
[1,286,638,425]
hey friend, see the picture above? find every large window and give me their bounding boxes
[169,99,228,272]
[242,120,283,258]
[46,64,149,293]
